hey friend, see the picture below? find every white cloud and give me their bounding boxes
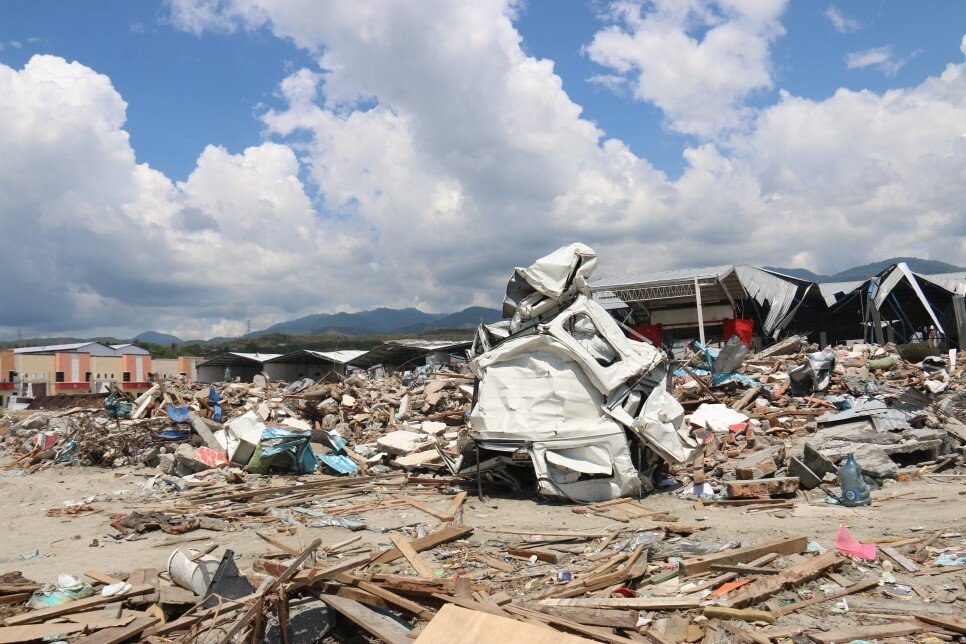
[824,4,861,34]
[0,54,374,339]
[1,3,963,339]
[845,45,910,76]
[584,0,788,138]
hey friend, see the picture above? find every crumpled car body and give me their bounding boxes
[466,244,697,502]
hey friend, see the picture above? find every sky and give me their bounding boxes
[0,0,963,340]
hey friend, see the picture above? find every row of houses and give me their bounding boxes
[0,342,203,407]
[590,261,966,350]
[0,339,473,406]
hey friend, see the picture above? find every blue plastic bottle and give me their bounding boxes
[837,453,871,507]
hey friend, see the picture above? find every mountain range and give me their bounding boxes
[248,305,502,338]
[133,305,503,344]
[128,256,962,344]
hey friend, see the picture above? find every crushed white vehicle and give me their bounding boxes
[460,244,698,502]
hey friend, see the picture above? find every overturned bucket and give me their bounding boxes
[167,549,220,595]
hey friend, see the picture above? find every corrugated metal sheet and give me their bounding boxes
[818,280,866,306]
[917,271,966,296]
[873,263,944,332]
[591,265,734,289]
[734,265,800,337]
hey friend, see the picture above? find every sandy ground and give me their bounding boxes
[1,463,963,635]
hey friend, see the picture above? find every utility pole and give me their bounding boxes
[246,319,251,336]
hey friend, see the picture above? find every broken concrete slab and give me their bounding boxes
[787,457,822,489]
[376,430,430,456]
[734,444,784,480]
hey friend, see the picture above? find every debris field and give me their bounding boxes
[0,245,963,643]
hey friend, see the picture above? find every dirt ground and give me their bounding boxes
[1,464,963,637]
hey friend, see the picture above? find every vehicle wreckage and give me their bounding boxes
[457,243,698,502]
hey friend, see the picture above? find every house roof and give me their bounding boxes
[13,342,110,355]
[196,352,283,368]
[266,349,368,365]
[349,339,472,369]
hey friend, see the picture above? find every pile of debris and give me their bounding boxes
[665,333,965,505]
[1,476,964,642]
[0,363,473,477]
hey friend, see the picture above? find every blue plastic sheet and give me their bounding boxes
[166,404,189,423]
[209,386,222,422]
[319,454,358,475]
[256,428,318,474]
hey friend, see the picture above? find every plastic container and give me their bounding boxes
[837,453,871,507]
[167,549,220,595]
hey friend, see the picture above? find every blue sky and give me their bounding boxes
[3,1,961,182]
[0,1,963,338]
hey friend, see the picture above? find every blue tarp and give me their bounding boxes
[252,428,317,474]
[319,454,358,475]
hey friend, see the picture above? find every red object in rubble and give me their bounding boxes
[723,318,754,347]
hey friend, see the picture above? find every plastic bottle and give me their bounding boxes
[837,453,871,507]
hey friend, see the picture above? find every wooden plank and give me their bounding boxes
[99,603,123,620]
[537,597,700,610]
[371,525,473,565]
[773,578,878,616]
[879,545,921,573]
[0,623,90,643]
[83,571,125,586]
[679,536,808,577]
[70,616,159,644]
[2,585,153,626]
[307,553,372,581]
[726,551,844,608]
[702,606,776,624]
[0,593,30,606]
[341,576,435,621]
[522,604,638,629]
[709,564,781,575]
[807,622,926,644]
[431,593,512,618]
[471,554,516,573]
[255,530,302,557]
[915,614,966,635]
[442,491,467,521]
[127,569,159,605]
[322,594,412,644]
[505,605,640,644]
[416,603,594,644]
[392,494,451,521]
[389,533,436,578]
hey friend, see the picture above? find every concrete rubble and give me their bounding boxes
[0,243,963,642]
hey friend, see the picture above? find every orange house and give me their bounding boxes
[53,351,92,393]
[120,354,153,392]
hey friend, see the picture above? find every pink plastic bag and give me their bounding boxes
[834,524,876,560]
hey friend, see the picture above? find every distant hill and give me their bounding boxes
[767,257,963,283]
[251,306,500,338]
[134,331,184,345]
[397,306,503,333]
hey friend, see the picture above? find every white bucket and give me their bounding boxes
[167,549,220,596]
